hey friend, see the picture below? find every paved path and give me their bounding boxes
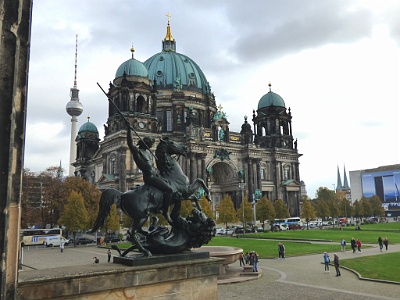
[218,243,400,300]
[20,243,400,299]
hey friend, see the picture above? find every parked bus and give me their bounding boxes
[286,217,302,226]
[20,228,63,247]
[285,217,303,229]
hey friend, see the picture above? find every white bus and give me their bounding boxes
[286,217,302,225]
[20,228,64,247]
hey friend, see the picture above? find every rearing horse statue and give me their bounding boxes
[90,137,212,256]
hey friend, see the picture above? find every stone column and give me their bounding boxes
[119,147,127,192]
[200,153,207,181]
[190,153,196,183]
[0,1,33,299]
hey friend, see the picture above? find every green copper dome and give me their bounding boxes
[78,120,98,135]
[77,120,99,141]
[144,51,211,94]
[258,91,286,109]
[115,57,149,79]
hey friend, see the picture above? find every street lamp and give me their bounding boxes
[238,180,246,233]
[254,189,262,228]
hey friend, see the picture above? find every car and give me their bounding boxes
[217,228,226,235]
[74,237,96,245]
[105,236,123,243]
[108,237,123,243]
[225,228,234,235]
[234,227,252,234]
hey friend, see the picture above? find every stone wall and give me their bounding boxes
[17,257,221,300]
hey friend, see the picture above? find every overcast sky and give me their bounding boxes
[26,0,400,198]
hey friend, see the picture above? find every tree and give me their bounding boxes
[369,195,385,217]
[256,197,275,230]
[301,200,316,229]
[273,199,290,219]
[353,200,364,222]
[217,194,238,227]
[327,198,339,226]
[314,200,330,220]
[360,196,372,218]
[180,200,194,218]
[61,177,101,227]
[315,187,336,202]
[104,204,120,234]
[58,191,89,245]
[199,196,214,218]
[238,196,254,228]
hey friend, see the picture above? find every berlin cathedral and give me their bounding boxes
[72,18,303,217]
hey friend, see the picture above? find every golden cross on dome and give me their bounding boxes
[166,12,171,24]
[218,104,223,111]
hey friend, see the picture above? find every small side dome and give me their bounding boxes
[258,91,285,109]
[115,58,149,78]
[77,118,99,140]
[78,121,98,134]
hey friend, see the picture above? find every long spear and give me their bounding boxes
[97,82,157,161]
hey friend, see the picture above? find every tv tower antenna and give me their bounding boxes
[66,34,84,176]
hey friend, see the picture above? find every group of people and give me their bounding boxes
[323,252,341,276]
[239,251,259,272]
[350,237,363,253]
[378,236,389,252]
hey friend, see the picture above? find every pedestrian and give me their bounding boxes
[383,237,389,252]
[333,253,341,276]
[340,238,346,252]
[351,237,356,253]
[356,239,362,253]
[378,236,383,252]
[244,252,250,265]
[93,257,99,264]
[107,249,112,263]
[323,252,330,272]
[251,251,259,272]
[278,242,285,259]
[60,241,65,253]
[239,252,245,267]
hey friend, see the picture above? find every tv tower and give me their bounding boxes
[65,34,83,176]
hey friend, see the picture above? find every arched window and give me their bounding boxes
[283,164,291,180]
[136,96,145,113]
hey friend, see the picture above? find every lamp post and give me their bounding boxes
[238,180,246,233]
[254,189,262,228]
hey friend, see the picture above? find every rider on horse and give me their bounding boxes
[126,124,174,225]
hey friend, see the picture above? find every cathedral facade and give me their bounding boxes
[73,19,303,217]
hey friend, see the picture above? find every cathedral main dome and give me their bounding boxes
[143,18,211,95]
[144,52,211,95]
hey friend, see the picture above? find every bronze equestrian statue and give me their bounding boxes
[90,128,214,257]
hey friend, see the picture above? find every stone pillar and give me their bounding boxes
[200,153,207,181]
[196,154,202,179]
[190,153,196,183]
[119,147,127,192]
[0,1,33,299]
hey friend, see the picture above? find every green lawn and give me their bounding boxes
[341,252,400,282]
[242,228,400,244]
[115,223,400,283]
[207,237,339,259]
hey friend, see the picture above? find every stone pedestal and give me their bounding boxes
[17,254,221,300]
